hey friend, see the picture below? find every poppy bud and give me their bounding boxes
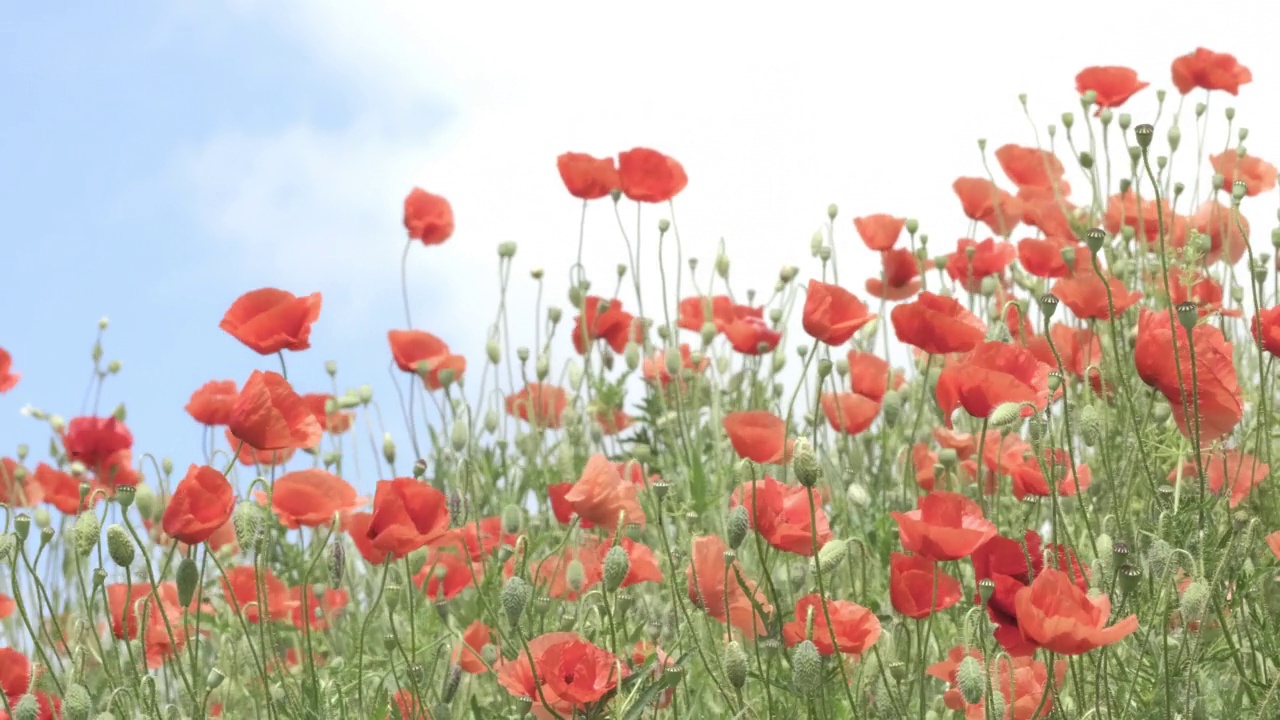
[1028,415,1047,444]
[813,538,848,576]
[496,241,517,258]
[791,639,822,696]
[792,439,821,488]
[105,524,134,568]
[988,402,1024,428]
[724,640,749,689]
[232,501,263,549]
[450,418,469,454]
[810,232,824,256]
[1175,302,1198,332]
[956,655,985,704]
[1147,539,1174,579]
[73,511,101,557]
[845,481,870,508]
[603,545,630,592]
[1078,151,1094,170]
[485,338,501,365]
[977,578,995,603]
[978,276,997,297]
[62,683,92,720]
[986,686,1007,719]
[176,557,199,607]
[501,577,531,627]
[1134,124,1154,149]
[715,253,730,279]
[1061,112,1074,129]
[724,506,752,552]
[13,694,39,720]
[825,203,838,220]
[780,265,799,284]
[1077,404,1102,447]
[1180,579,1209,623]
[328,540,345,588]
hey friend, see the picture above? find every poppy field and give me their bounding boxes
[5,47,1280,719]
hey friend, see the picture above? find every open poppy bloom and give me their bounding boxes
[1210,150,1278,198]
[891,491,998,561]
[1050,273,1143,320]
[269,468,360,528]
[1133,308,1243,443]
[0,458,40,507]
[557,152,619,200]
[819,392,881,436]
[995,145,1066,192]
[723,410,791,464]
[0,346,19,393]
[219,288,322,355]
[643,343,708,389]
[505,382,568,429]
[1190,200,1250,265]
[453,619,495,674]
[562,453,646,530]
[802,279,876,346]
[891,292,986,355]
[617,147,687,203]
[1014,568,1138,655]
[934,341,1049,427]
[866,247,928,301]
[928,646,1065,719]
[228,370,323,452]
[781,594,881,656]
[366,478,451,560]
[388,329,467,390]
[1171,47,1252,95]
[723,314,782,355]
[686,534,772,637]
[1168,449,1268,508]
[62,416,133,471]
[853,214,905,251]
[497,632,629,717]
[185,380,238,426]
[224,428,296,467]
[572,296,642,354]
[889,552,962,619]
[953,177,1022,236]
[34,463,102,515]
[1253,306,1280,357]
[161,464,236,545]
[404,187,454,245]
[730,475,832,556]
[946,238,1017,292]
[414,547,483,601]
[221,566,298,624]
[1076,65,1148,108]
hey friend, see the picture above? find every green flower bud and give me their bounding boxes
[726,505,750,550]
[174,556,199,607]
[105,524,134,567]
[791,439,821,488]
[1179,579,1210,624]
[383,433,397,466]
[13,694,39,720]
[723,640,749,689]
[988,402,1024,428]
[566,559,587,594]
[603,545,630,592]
[74,511,101,557]
[486,339,501,365]
[1078,404,1102,447]
[328,540,345,588]
[715,253,730,279]
[956,655,985,704]
[232,501,264,550]
[501,576,532,627]
[791,639,822,696]
[812,538,848,576]
[64,684,93,720]
[497,241,517,258]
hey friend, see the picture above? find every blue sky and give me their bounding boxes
[0,3,454,487]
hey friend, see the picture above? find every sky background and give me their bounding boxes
[3,1,1280,494]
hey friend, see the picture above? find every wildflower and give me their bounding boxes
[227,370,323,452]
[366,478,451,560]
[801,279,876,346]
[268,468,359,529]
[0,346,17,392]
[889,552,962,619]
[557,152,619,200]
[571,297,642,354]
[1171,47,1252,95]
[934,341,1049,427]
[453,620,495,674]
[1076,65,1149,108]
[891,491,997,561]
[218,287,322,355]
[729,475,832,556]
[1210,150,1278,198]
[505,382,568,429]
[891,292,986,355]
[404,187,454,245]
[563,454,646,530]
[1134,308,1243,443]
[497,632,629,716]
[160,465,236,545]
[388,329,467,390]
[782,594,881,656]
[1015,569,1138,654]
[853,214,906,251]
[185,380,238,426]
[686,535,772,638]
[722,410,791,464]
[617,147,687,203]
[866,248,927,301]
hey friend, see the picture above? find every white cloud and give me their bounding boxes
[182,0,1280,363]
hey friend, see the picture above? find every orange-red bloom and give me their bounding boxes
[497,632,628,716]
[557,152,619,200]
[996,145,1065,191]
[563,453,646,530]
[853,214,905,251]
[1190,200,1249,265]
[643,344,708,389]
[802,279,876,346]
[404,187,454,245]
[1015,568,1138,655]
[228,370,323,452]
[935,342,1049,427]
[866,248,926,301]
[891,491,997,561]
[0,458,40,507]
[1169,449,1268,508]
[686,535,772,638]
[162,464,235,545]
[929,646,1064,719]
[35,463,101,515]
[1134,308,1242,443]
[781,594,881,656]
[415,547,482,601]
[1017,236,1088,279]
[105,583,195,668]
[617,147,687,203]
[723,315,781,355]
[846,350,901,402]
[219,288,322,355]
[1076,65,1148,108]
[889,552,962,619]
[947,238,1017,291]
[953,177,1021,236]
[1254,306,1280,357]
[388,329,467,390]
[723,410,790,464]
[1171,47,1252,95]
[224,428,296,467]
[505,383,568,429]
[891,292,986,355]
[572,296,641,354]
[1050,273,1143,320]
[453,619,495,674]
[819,392,881,436]
[270,468,359,528]
[730,475,832,556]
[221,566,297,624]
[185,380,238,426]
[366,478,451,560]
[63,416,133,471]
[0,346,18,392]
[1210,150,1278,198]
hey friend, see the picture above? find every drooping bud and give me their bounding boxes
[791,438,821,488]
[726,505,750,550]
[791,640,822,696]
[105,524,134,567]
[1179,579,1210,624]
[988,402,1024,428]
[812,538,848,576]
[74,511,101,557]
[176,557,199,607]
[1078,404,1102,447]
[501,577,532,627]
[603,545,630,592]
[723,640,749,689]
[232,501,264,550]
[382,433,397,466]
[956,655,985,704]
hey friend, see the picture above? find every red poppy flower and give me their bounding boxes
[1254,307,1280,357]
[891,292,986,355]
[390,689,430,719]
[953,177,1022,235]
[891,491,997,561]
[723,410,791,464]
[415,548,482,600]
[1134,308,1242,443]
[970,531,1089,656]
[1050,273,1143,320]
[0,647,30,704]
[928,647,1064,719]
[819,392,881,435]
[1210,150,1278,198]
[497,632,628,716]
[889,552,962,619]
[686,535,772,638]
[781,594,881,656]
[1169,449,1268,508]
[62,416,133,471]
[366,478,451,560]
[572,296,641,354]
[0,593,13,620]
[342,511,382,565]
[593,536,663,588]
[1171,47,1252,95]
[388,329,467,390]
[1104,191,1188,248]
[846,350,901,401]
[1190,200,1249,265]
[1017,237,1088,278]
[1010,448,1092,500]
[34,463,100,515]
[853,214,905,251]
[563,453,646,530]
[453,619,495,674]
[438,516,518,562]
[643,344,708,388]
[404,187,454,246]
[995,145,1065,191]
[105,583,195,669]
[866,248,926,301]
[270,469,359,528]
[219,288,322,355]
[505,382,568,429]
[185,380,238,426]
[730,475,832,556]
[723,314,782,355]
[678,295,736,333]
[557,152,619,200]
[513,543,602,601]
[1076,65,1149,108]
[228,370,323,452]
[1,458,41,507]
[1015,569,1138,655]
[300,393,353,434]
[617,147,687,203]
[222,566,297,623]
[946,238,1017,291]
[162,465,236,545]
[1267,531,1280,561]
[935,341,1049,427]
[224,428,296,467]
[289,586,348,631]
[802,279,876,346]
[0,346,18,393]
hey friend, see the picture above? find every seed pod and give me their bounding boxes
[63,684,93,720]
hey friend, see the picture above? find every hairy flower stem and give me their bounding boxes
[806,486,857,713]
